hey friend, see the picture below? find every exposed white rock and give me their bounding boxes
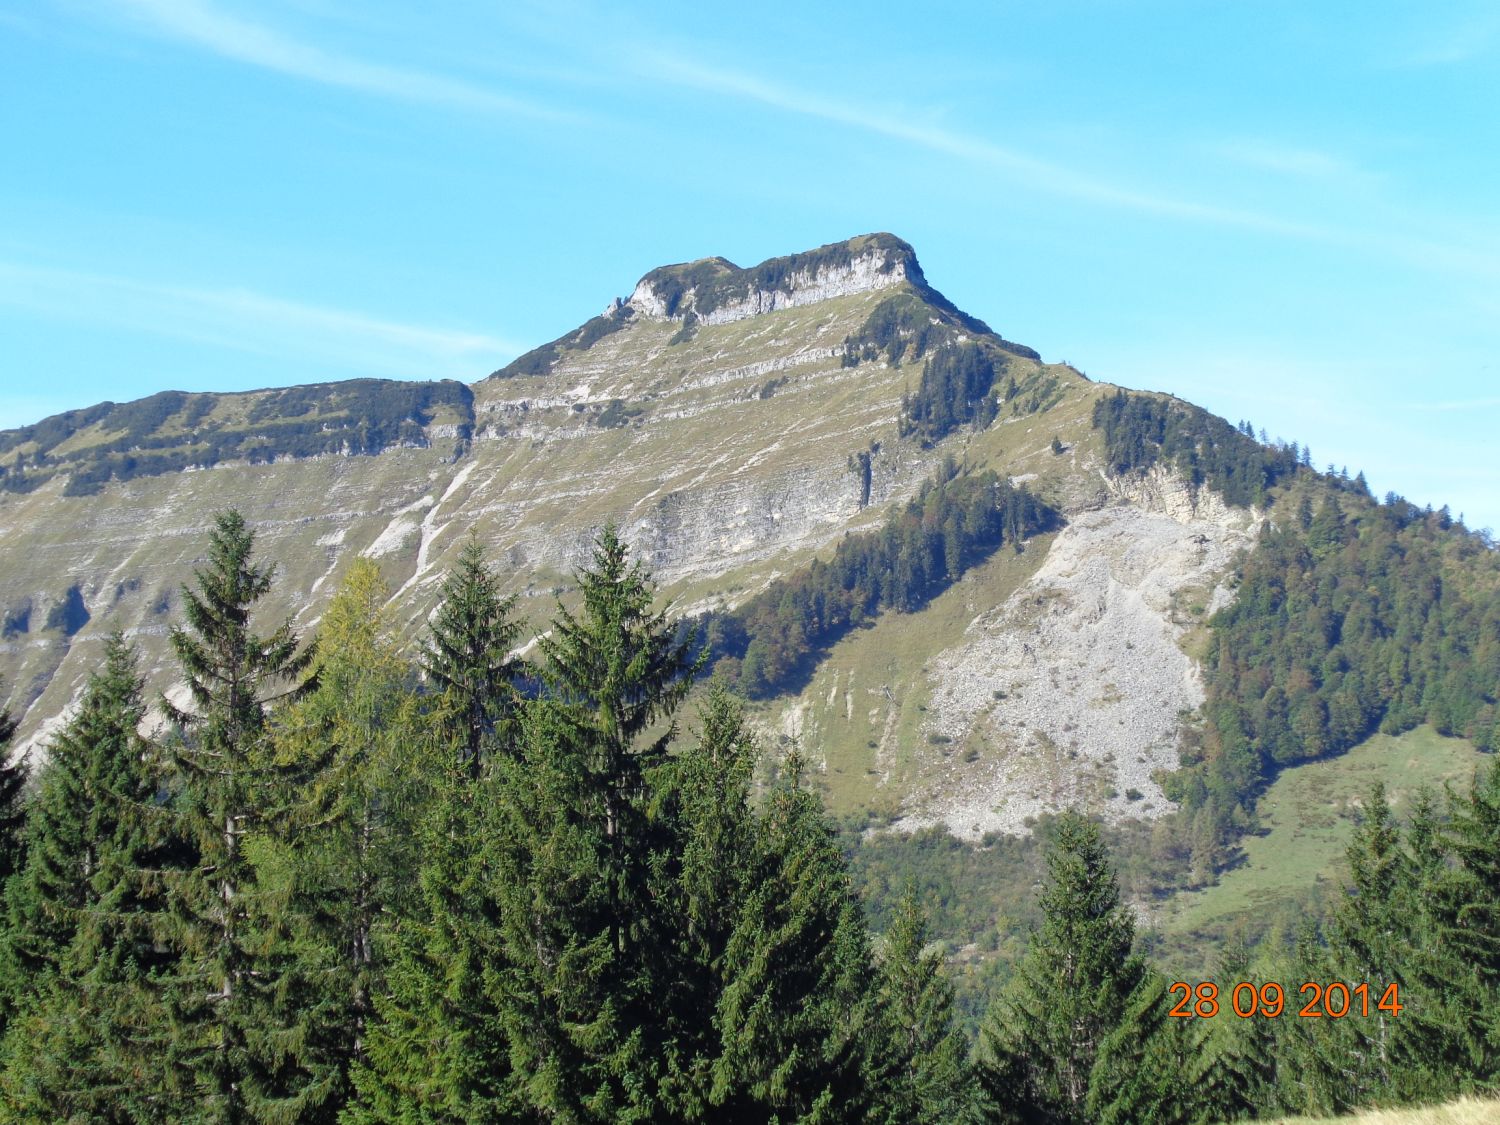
[909,471,1260,839]
[627,247,908,326]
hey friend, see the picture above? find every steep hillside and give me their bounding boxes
[0,236,1086,764]
[9,231,1460,857]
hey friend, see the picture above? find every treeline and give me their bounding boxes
[0,380,474,496]
[0,512,1498,1120]
[899,343,999,444]
[1173,485,1500,823]
[1091,391,1500,865]
[1092,389,1302,507]
[707,463,1055,697]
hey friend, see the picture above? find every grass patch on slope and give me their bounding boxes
[1155,726,1486,960]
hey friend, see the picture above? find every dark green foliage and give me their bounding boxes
[162,509,317,1120]
[709,752,904,1121]
[841,292,957,368]
[878,886,972,1123]
[479,525,702,1119]
[1092,389,1300,507]
[1175,485,1500,828]
[900,342,998,444]
[421,535,526,774]
[0,636,183,1120]
[976,812,1189,1125]
[0,696,25,889]
[711,464,1054,697]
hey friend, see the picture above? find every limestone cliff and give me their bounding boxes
[0,233,1251,840]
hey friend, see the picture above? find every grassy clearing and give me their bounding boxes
[1156,726,1487,952]
[1256,1096,1500,1125]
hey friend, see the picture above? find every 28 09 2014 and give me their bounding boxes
[1168,981,1403,1019]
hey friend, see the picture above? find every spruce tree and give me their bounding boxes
[648,684,760,1118]
[975,811,1155,1125]
[163,509,314,1122]
[484,525,699,1120]
[710,751,900,1121]
[0,635,184,1121]
[878,885,971,1124]
[1191,937,1277,1121]
[421,534,525,776]
[350,545,527,1122]
[1440,758,1500,1082]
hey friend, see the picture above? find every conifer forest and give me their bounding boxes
[0,510,1497,1123]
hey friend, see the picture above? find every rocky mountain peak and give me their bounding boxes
[625,232,920,326]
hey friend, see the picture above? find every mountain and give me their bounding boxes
[2,233,1494,858]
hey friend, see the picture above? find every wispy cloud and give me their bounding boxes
[109,0,570,120]
[0,261,517,378]
[639,52,1337,239]
[638,50,1500,285]
[1214,140,1362,181]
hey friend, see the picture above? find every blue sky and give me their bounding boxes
[3,1,1498,529]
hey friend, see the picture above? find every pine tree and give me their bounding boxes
[0,635,184,1121]
[421,534,525,776]
[484,525,700,1120]
[878,884,971,1124]
[709,750,901,1121]
[163,509,314,1122]
[975,811,1153,1125]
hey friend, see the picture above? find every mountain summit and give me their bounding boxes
[0,233,1412,846]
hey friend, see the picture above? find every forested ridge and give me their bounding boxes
[0,511,1497,1122]
[1093,390,1500,876]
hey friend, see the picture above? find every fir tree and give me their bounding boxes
[710,751,901,1121]
[421,534,525,776]
[162,509,314,1122]
[0,635,184,1121]
[975,811,1154,1125]
[878,884,971,1124]
[484,525,700,1119]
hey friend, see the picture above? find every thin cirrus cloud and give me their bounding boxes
[0,261,517,379]
[638,51,1336,237]
[108,0,571,121]
[1213,140,1363,181]
[638,50,1500,286]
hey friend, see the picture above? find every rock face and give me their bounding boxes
[0,232,1256,840]
[626,235,913,325]
[915,475,1260,838]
